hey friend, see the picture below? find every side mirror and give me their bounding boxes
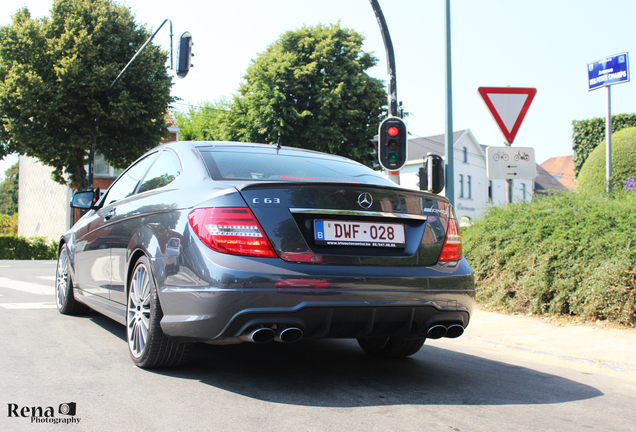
[71,188,100,209]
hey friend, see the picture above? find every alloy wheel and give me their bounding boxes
[127,263,152,358]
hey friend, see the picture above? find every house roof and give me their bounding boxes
[534,164,568,193]
[407,130,471,162]
[540,155,576,190]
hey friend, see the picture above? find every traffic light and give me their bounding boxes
[378,117,407,170]
[177,31,193,79]
[416,166,426,190]
[419,154,445,194]
[367,135,379,168]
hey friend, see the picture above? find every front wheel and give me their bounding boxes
[55,245,89,315]
[357,336,425,358]
[126,256,191,368]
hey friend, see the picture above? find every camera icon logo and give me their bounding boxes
[58,402,77,416]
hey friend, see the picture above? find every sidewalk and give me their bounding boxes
[460,306,636,374]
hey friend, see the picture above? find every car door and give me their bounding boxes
[74,153,157,298]
[108,149,183,304]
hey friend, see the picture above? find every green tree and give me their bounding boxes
[0,0,174,190]
[229,23,387,163]
[173,99,232,141]
[0,162,18,215]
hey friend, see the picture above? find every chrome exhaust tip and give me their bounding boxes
[275,327,303,343]
[427,325,447,339]
[445,324,465,339]
[239,327,276,344]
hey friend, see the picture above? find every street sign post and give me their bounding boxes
[478,87,537,204]
[587,52,630,195]
[486,147,536,180]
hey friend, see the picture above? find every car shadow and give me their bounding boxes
[84,313,603,408]
[162,339,601,407]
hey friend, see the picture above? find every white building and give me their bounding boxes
[398,129,535,225]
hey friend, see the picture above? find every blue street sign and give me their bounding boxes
[588,52,630,91]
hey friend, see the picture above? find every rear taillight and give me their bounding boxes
[438,218,462,262]
[188,208,277,258]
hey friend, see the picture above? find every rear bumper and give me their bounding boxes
[155,250,475,343]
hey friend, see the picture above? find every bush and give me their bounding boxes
[0,235,58,260]
[577,127,636,196]
[0,213,17,235]
[572,113,636,176]
[463,191,636,326]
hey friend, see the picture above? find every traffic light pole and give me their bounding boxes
[369,0,398,118]
[369,0,401,185]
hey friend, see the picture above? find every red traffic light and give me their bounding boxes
[387,126,399,137]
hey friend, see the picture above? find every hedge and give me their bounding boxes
[463,191,636,326]
[572,113,636,176]
[0,235,58,260]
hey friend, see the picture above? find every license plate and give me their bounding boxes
[314,220,406,248]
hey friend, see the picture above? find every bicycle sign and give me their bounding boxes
[486,146,536,179]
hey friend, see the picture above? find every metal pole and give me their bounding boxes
[606,85,612,195]
[369,0,400,185]
[444,0,455,205]
[88,18,173,190]
[369,0,398,117]
[505,142,513,204]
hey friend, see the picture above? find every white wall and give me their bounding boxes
[18,156,72,241]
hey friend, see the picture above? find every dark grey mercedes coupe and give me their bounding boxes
[55,141,475,368]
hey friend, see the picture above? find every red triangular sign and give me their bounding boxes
[478,87,537,144]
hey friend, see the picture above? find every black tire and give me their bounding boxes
[55,245,90,315]
[357,336,425,358]
[126,256,191,368]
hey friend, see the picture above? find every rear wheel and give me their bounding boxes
[357,336,425,358]
[126,256,191,368]
[55,245,89,315]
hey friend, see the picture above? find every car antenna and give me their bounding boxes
[273,136,281,152]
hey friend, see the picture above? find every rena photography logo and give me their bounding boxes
[7,402,82,425]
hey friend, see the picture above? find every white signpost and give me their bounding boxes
[486,146,536,180]
[478,87,537,203]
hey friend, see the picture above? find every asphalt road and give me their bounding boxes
[1,260,635,432]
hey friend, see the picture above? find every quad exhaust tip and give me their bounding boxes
[240,327,303,344]
[427,325,447,339]
[445,324,465,339]
[240,327,275,344]
[275,327,303,343]
[426,324,465,339]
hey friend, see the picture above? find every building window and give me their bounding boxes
[463,147,468,163]
[467,175,472,199]
[488,180,493,201]
[92,154,125,179]
[521,183,528,201]
[459,174,464,198]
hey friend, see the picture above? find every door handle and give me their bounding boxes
[104,209,116,221]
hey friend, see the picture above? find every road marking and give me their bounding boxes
[37,276,56,281]
[0,302,57,309]
[0,277,53,295]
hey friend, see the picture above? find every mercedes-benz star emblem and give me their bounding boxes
[357,192,373,209]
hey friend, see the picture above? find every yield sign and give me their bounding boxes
[478,87,537,144]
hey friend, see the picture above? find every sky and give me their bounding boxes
[2,0,636,179]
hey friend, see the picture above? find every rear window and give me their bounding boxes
[198,147,394,186]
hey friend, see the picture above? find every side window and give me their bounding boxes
[103,153,157,205]
[138,150,182,194]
